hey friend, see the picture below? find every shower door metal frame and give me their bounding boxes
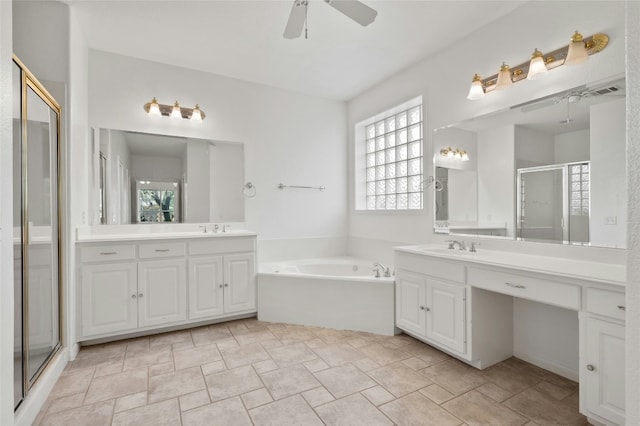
[13,54,63,408]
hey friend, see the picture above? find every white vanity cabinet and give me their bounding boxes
[78,235,257,341]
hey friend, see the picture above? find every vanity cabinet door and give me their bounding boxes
[81,262,138,336]
[584,317,625,425]
[188,256,224,320]
[395,270,427,337]
[223,253,256,314]
[138,259,187,328]
[426,279,466,354]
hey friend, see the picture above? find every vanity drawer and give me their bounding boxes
[395,253,465,283]
[467,267,580,310]
[139,242,186,259]
[80,244,136,262]
[189,237,256,255]
[585,288,625,320]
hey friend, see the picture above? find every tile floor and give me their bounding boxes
[35,319,587,425]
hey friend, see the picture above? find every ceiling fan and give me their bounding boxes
[283,0,377,39]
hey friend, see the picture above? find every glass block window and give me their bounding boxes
[356,97,423,211]
[570,162,590,216]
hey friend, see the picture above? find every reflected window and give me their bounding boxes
[136,181,180,223]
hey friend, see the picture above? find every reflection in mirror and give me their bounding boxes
[433,76,626,248]
[91,130,245,225]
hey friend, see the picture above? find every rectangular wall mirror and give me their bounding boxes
[432,76,626,249]
[90,129,245,225]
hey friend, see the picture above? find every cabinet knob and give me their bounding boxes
[617,305,626,311]
[131,294,137,299]
[219,284,224,289]
[138,293,144,298]
[420,306,425,310]
[586,364,595,372]
[224,283,229,287]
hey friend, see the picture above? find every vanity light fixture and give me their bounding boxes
[466,30,609,100]
[143,98,207,122]
[440,147,469,161]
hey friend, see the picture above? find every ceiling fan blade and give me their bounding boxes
[325,0,377,26]
[283,0,307,39]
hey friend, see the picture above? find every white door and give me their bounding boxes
[188,256,224,320]
[584,317,625,425]
[223,253,256,314]
[426,279,466,354]
[81,263,138,336]
[395,270,427,337]
[138,259,187,327]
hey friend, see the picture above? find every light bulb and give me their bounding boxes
[191,105,203,122]
[527,49,549,80]
[461,151,469,161]
[565,30,588,65]
[495,62,513,90]
[447,148,454,158]
[171,101,182,119]
[466,74,485,100]
[148,97,161,116]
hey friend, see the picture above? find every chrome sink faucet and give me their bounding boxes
[374,262,392,278]
[447,240,466,251]
[199,225,208,234]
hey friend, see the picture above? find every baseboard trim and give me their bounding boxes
[513,350,579,381]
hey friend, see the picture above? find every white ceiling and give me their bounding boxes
[70,0,525,101]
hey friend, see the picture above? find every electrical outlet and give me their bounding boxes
[604,216,617,225]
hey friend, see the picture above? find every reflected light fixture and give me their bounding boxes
[526,48,549,80]
[143,98,206,122]
[565,30,589,65]
[466,74,485,100]
[440,147,469,161]
[466,30,609,100]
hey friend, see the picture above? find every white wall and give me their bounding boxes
[590,98,626,248]
[104,129,131,224]
[448,169,478,223]
[625,1,640,423]
[210,142,244,222]
[88,50,348,249]
[185,140,209,223]
[515,126,554,169]
[0,1,14,423]
[554,129,590,164]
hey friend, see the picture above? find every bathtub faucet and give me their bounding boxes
[373,262,392,278]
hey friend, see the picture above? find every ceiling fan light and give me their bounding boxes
[191,105,203,122]
[527,49,549,80]
[467,74,485,100]
[171,101,182,119]
[495,62,513,90]
[148,97,161,116]
[565,30,588,65]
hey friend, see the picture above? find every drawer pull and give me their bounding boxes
[100,251,117,255]
[505,282,526,289]
[224,283,229,287]
[586,364,596,372]
[155,249,170,252]
[138,293,144,298]
[219,284,224,289]
[617,305,626,311]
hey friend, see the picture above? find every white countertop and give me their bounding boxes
[76,230,257,243]
[396,244,626,287]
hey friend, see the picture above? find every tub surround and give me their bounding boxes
[395,244,625,426]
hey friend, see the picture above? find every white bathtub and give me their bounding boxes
[257,257,396,335]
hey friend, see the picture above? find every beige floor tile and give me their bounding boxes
[353,357,381,372]
[313,343,365,367]
[148,366,206,403]
[443,390,528,426]
[260,338,284,349]
[358,343,411,366]
[191,326,233,346]
[93,361,123,378]
[421,359,486,395]
[476,382,515,402]
[221,342,270,368]
[271,328,318,342]
[562,391,580,410]
[253,359,279,374]
[124,337,150,354]
[172,340,195,351]
[260,364,321,399]
[149,330,192,348]
[41,400,114,426]
[315,393,392,426]
[244,318,267,329]
[233,328,277,345]
[534,380,576,400]
[68,345,125,371]
[201,360,226,376]
[503,388,588,425]
[114,391,147,413]
[419,383,456,404]
[402,356,430,370]
[205,365,263,402]
[302,387,335,407]
[314,328,357,344]
[305,338,328,349]
[84,368,147,404]
[149,362,175,377]
[482,361,543,394]
[216,338,239,350]
[361,385,396,406]
[368,363,433,397]
[314,364,377,398]
[122,347,173,371]
[49,368,94,399]
[381,392,462,426]
[304,358,330,373]
[179,389,211,411]
[46,392,85,414]
[347,337,373,348]
[241,388,274,409]
[403,342,450,366]
[183,396,252,426]
[112,398,180,426]
[267,342,317,367]
[249,394,323,426]
[173,343,222,370]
